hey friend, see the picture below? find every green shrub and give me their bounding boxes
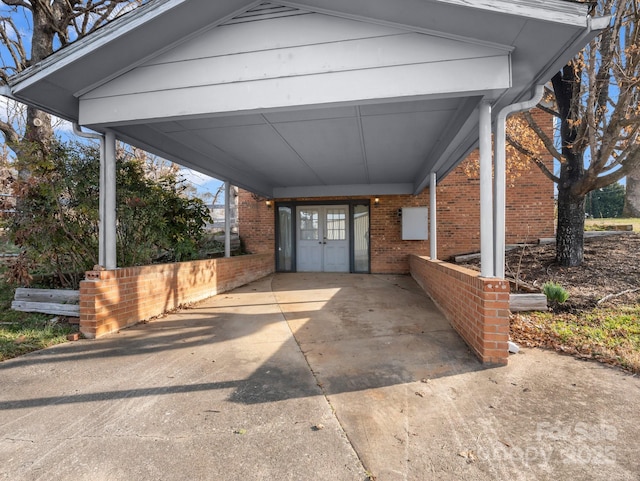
[6,140,211,288]
[543,282,570,303]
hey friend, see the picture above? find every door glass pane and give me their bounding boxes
[277,206,292,271]
[326,209,346,240]
[299,209,319,240]
[353,204,369,272]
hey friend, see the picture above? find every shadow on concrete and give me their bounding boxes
[1,273,487,410]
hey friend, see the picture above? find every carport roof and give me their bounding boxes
[4,0,607,198]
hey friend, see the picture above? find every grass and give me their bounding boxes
[585,217,640,231]
[0,268,78,362]
[512,305,640,373]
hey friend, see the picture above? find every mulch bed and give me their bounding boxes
[460,232,640,310]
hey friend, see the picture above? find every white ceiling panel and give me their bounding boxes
[362,111,448,183]
[199,124,323,185]
[273,117,366,181]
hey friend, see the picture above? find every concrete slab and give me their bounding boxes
[272,274,640,481]
[2,273,639,481]
[0,276,366,481]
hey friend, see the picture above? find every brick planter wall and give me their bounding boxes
[409,255,510,364]
[79,254,274,339]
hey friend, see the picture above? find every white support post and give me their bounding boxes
[104,130,117,270]
[494,85,545,278]
[429,172,437,260]
[98,140,106,267]
[224,181,231,258]
[479,100,494,278]
[494,115,507,280]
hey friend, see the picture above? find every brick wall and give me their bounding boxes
[238,194,276,255]
[409,255,510,364]
[79,254,274,338]
[238,147,555,274]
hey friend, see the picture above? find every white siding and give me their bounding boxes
[79,10,510,125]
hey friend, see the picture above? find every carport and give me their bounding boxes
[2,0,607,359]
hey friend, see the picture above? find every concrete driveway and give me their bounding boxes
[1,273,639,480]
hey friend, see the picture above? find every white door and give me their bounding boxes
[297,206,349,272]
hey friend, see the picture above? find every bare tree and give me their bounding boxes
[509,0,639,266]
[0,0,146,158]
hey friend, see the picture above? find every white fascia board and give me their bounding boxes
[412,0,591,26]
[273,184,414,198]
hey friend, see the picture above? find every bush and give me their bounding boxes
[543,282,570,304]
[6,141,211,288]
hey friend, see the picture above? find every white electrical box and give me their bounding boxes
[401,207,429,240]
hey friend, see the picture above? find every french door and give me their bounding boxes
[297,205,349,272]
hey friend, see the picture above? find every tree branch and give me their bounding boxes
[522,110,563,162]
[1,0,32,9]
[534,101,559,119]
[0,16,28,75]
[506,132,560,183]
[0,118,21,148]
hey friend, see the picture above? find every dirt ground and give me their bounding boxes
[462,232,640,310]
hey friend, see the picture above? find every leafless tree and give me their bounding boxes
[509,0,639,266]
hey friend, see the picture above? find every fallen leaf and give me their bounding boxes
[458,450,477,463]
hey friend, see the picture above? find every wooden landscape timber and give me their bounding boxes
[509,293,548,312]
[11,288,80,317]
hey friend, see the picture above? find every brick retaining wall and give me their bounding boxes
[79,254,274,338]
[409,255,510,364]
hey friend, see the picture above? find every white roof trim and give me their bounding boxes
[432,0,590,25]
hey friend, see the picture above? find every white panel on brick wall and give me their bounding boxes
[402,207,429,240]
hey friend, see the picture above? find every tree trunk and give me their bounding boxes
[623,163,640,217]
[556,148,586,267]
[556,182,585,267]
[552,65,586,267]
[23,4,57,152]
